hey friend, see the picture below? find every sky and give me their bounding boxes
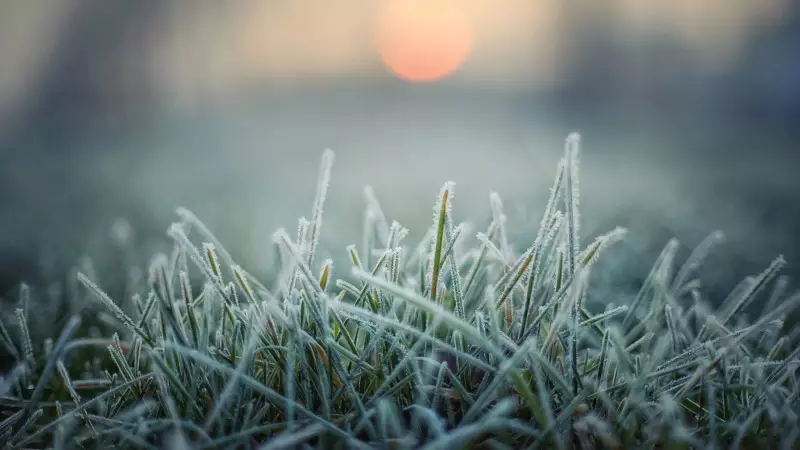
[0,0,791,114]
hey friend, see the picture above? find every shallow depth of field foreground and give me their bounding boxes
[1,134,799,449]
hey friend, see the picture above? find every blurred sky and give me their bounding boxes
[0,0,792,112]
[1,0,799,307]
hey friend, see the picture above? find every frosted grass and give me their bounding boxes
[0,133,798,448]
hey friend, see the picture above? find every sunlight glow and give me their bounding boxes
[375,0,474,83]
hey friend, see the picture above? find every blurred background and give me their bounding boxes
[1,0,799,312]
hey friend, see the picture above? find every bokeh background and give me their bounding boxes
[1,0,798,312]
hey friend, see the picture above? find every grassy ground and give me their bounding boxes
[1,134,798,449]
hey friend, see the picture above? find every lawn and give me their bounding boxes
[1,133,798,449]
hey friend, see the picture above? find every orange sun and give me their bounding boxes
[375,0,473,83]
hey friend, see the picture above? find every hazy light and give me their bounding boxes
[375,0,473,83]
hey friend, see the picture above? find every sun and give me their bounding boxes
[375,0,474,83]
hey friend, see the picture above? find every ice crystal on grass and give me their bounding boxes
[1,136,799,449]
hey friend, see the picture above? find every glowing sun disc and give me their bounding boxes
[375,0,474,83]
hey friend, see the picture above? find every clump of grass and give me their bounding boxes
[1,134,799,449]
